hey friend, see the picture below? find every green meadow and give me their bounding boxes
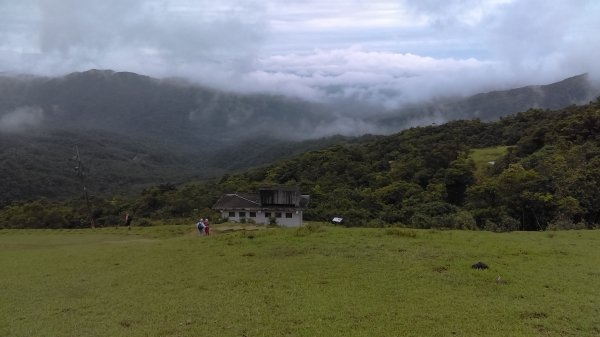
[469,146,510,178]
[1,224,599,337]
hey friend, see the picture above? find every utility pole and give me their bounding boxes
[73,146,96,229]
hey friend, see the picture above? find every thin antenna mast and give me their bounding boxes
[74,145,96,229]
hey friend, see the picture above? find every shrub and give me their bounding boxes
[214,216,228,224]
[410,213,433,229]
[307,222,324,232]
[96,215,121,227]
[137,219,153,227]
[367,218,386,227]
[451,210,477,230]
[0,200,81,229]
[295,222,324,236]
[547,215,587,230]
[486,214,520,232]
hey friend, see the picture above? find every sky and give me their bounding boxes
[1,0,599,108]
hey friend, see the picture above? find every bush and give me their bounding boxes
[366,218,386,227]
[137,219,153,227]
[451,210,477,230]
[295,222,324,236]
[96,215,121,227]
[410,213,433,229]
[547,215,587,230]
[0,200,81,229]
[486,214,520,232]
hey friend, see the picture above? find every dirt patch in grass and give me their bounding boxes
[432,266,449,273]
[520,311,548,319]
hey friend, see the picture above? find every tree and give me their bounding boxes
[441,155,475,205]
[470,164,551,230]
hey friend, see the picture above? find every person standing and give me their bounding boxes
[204,218,210,236]
[196,219,205,235]
[125,213,133,230]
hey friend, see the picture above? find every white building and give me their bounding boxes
[212,187,310,227]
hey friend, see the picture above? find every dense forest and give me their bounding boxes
[2,98,600,230]
[1,71,598,203]
[0,129,356,201]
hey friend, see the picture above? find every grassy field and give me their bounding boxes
[1,224,599,337]
[469,146,510,179]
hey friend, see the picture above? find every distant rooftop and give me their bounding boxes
[213,189,309,210]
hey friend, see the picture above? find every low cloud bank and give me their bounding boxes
[1,0,599,110]
[0,107,45,133]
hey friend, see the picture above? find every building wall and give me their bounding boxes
[220,210,303,227]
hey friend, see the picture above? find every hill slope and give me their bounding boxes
[0,70,333,144]
[1,70,598,202]
[3,99,600,230]
[374,74,600,129]
[216,99,600,230]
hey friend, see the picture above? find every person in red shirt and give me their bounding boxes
[204,218,210,236]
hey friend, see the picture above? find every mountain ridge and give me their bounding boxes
[1,70,599,201]
[373,73,599,130]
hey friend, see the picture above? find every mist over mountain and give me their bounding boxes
[2,70,599,140]
[1,69,599,201]
[0,70,334,143]
[372,74,600,131]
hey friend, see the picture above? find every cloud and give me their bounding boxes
[0,106,45,133]
[0,0,599,110]
[404,0,515,27]
[1,0,267,75]
[482,0,600,80]
[195,48,507,109]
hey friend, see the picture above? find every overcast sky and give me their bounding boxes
[1,0,599,107]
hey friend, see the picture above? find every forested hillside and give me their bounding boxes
[0,70,350,201]
[0,130,202,202]
[0,128,356,202]
[2,98,600,230]
[225,98,600,230]
[1,70,598,203]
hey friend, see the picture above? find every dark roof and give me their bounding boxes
[212,193,259,209]
[212,192,310,210]
[259,186,300,192]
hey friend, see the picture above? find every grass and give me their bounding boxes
[1,223,599,337]
[469,146,510,178]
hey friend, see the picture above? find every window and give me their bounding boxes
[285,212,293,218]
[275,212,282,218]
[250,212,256,218]
[228,211,235,217]
[239,211,246,217]
[265,212,271,218]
